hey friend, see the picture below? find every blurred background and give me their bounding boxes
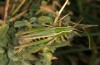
[0,0,100,65]
[52,0,100,65]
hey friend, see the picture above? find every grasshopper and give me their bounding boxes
[16,26,74,44]
[15,26,75,53]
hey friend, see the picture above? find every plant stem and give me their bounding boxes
[10,0,18,15]
[53,0,69,26]
[4,0,10,23]
[10,9,27,22]
[12,0,26,16]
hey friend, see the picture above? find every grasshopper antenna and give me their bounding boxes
[73,17,84,28]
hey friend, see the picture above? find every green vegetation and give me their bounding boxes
[0,0,99,65]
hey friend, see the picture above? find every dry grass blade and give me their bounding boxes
[53,0,69,25]
[4,0,9,23]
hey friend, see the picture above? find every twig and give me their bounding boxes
[60,14,69,21]
[73,17,84,27]
[22,0,32,10]
[4,0,10,23]
[10,0,31,22]
[53,0,69,26]
[10,9,27,22]
[59,14,69,26]
[10,0,18,15]
[12,0,26,16]
[58,0,69,15]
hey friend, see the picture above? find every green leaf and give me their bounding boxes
[21,60,32,65]
[29,17,37,23]
[0,24,9,47]
[14,20,32,29]
[0,53,4,62]
[0,24,9,37]
[37,16,53,24]
[21,53,37,61]
[7,48,20,61]
[0,35,10,47]
[35,51,52,65]
[14,61,22,65]
[0,53,8,65]
[0,47,5,53]
[8,60,14,65]
[41,1,47,5]
[8,61,22,65]
[14,21,26,27]
[35,9,46,15]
